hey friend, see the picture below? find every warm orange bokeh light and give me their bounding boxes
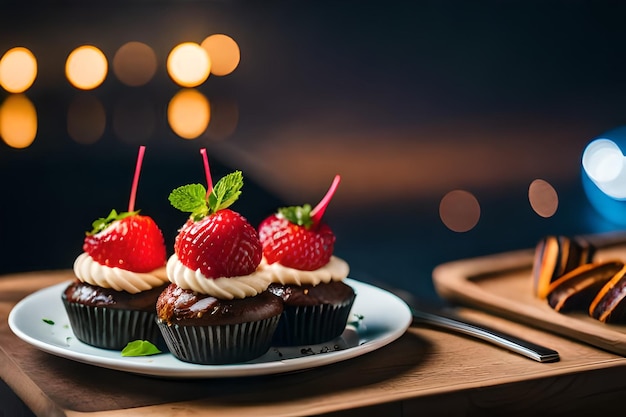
[0,94,37,148]
[201,34,240,76]
[439,190,481,232]
[65,45,108,90]
[113,41,157,87]
[529,179,559,218]
[167,42,211,87]
[167,89,210,139]
[0,47,38,93]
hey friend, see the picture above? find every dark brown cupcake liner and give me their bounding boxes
[157,315,280,365]
[272,293,356,346]
[62,299,163,350]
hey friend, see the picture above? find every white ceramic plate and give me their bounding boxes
[8,278,412,378]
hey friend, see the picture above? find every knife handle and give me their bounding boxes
[411,308,560,363]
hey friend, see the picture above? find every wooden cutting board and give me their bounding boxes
[432,240,626,356]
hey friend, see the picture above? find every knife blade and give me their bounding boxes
[379,283,559,363]
[410,307,560,363]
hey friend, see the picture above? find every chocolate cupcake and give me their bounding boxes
[158,170,282,364]
[63,210,169,350]
[156,283,282,364]
[267,279,355,346]
[258,175,356,346]
[62,280,168,350]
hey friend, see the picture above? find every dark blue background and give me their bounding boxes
[2,1,626,302]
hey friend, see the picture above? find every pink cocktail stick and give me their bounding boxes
[310,174,341,225]
[200,148,213,194]
[128,145,146,213]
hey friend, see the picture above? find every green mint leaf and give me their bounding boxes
[278,204,314,227]
[208,171,243,214]
[347,314,364,329]
[168,184,208,221]
[169,172,244,221]
[121,340,162,357]
[87,209,139,235]
[42,318,55,325]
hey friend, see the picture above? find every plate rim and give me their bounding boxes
[8,278,412,378]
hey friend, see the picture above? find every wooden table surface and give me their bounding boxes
[4,270,626,416]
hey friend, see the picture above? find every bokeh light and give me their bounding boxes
[439,190,481,232]
[113,41,157,87]
[0,47,37,93]
[167,89,211,139]
[528,179,559,218]
[201,34,240,76]
[582,138,626,199]
[167,42,211,87]
[67,94,106,144]
[65,45,108,90]
[0,94,37,148]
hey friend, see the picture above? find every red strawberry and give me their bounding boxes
[168,171,262,279]
[258,175,341,271]
[259,213,335,270]
[83,210,167,273]
[174,209,262,278]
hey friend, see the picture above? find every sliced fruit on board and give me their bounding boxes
[532,235,596,299]
[547,260,624,313]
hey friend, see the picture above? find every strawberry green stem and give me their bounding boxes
[200,148,213,196]
[128,145,146,213]
[310,174,341,226]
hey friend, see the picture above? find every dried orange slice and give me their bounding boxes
[547,261,624,312]
[589,263,626,323]
[532,235,595,299]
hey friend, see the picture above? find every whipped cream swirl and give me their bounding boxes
[261,256,350,286]
[166,254,273,300]
[73,252,168,294]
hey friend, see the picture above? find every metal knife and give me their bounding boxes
[410,307,560,363]
[379,283,559,363]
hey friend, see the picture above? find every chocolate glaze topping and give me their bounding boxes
[268,281,355,306]
[62,280,168,312]
[156,283,283,326]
